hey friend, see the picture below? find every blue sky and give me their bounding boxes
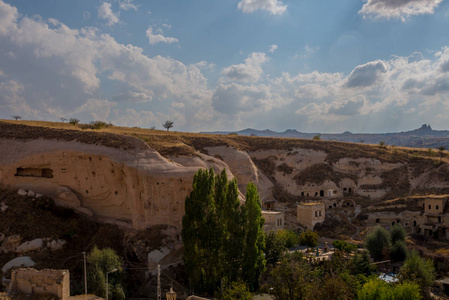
[1,0,449,133]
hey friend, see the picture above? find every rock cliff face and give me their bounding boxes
[0,139,209,229]
[1,121,449,231]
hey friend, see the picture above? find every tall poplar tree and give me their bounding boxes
[182,169,265,294]
[242,183,266,291]
[182,168,216,292]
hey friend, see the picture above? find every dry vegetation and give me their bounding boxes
[2,119,448,163]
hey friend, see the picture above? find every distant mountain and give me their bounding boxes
[202,124,449,149]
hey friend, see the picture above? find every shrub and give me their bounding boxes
[90,121,107,130]
[69,118,80,125]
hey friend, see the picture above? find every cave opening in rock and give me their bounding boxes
[15,168,54,178]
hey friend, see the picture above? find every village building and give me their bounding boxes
[297,202,325,229]
[7,268,70,300]
[262,211,284,232]
[420,197,448,239]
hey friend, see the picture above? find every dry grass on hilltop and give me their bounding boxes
[0,119,447,164]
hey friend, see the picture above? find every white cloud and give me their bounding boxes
[0,0,215,130]
[98,2,119,26]
[119,0,139,11]
[359,0,443,20]
[345,60,388,88]
[83,11,91,20]
[238,0,287,15]
[146,27,179,45]
[2,0,449,133]
[269,44,278,53]
[221,52,268,83]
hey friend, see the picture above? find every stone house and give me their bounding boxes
[297,202,325,230]
[262,211,284,232]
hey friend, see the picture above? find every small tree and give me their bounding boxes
[379,141,386,148]
[390,224,407,245]
[390,240,408,263]
[87,247,124,299]
[69,118,80,125]
[60,117,67,122]
[222,281,252,300]
[350,250,377,277]
[313,134,321,140]
[365,226,390,261]
[299,230,319,250]
[12,115,21,120]
[163,120,174,131]
[399,251,435,297]
[333,240,357,253]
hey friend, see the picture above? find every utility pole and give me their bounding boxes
[157,264,161,300]
[83,251,87,295]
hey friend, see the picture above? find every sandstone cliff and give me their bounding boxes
[1,120,449,232]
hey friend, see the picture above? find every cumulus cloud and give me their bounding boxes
[146,27,178,45]
[345,61,388,88]
[221,52,268,83]
[212,83,272,114]
[0,0,214,129]
[269,44,278,53]
[359,0,443,20]
[98,2,119,26]
[119,0,139,11]
[237,0,287,15]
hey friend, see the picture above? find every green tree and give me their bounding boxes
[398,251,435,297]
[182,168,217,293]
[242,183,266,291]
[266,252,317,300]
[333,240,357,253]
[390,224,406,245]
[277,229,300,248]
[163,120,174,131]
[11,115,21,120]
[390,240,408,263]
[365,226,390,261]
[358,279,421,300]
[264,231,286,266]
[69,118,80,125]
[299,230,319,250]
[221,281,252,300]
[350,250,376,277]
[87,247,124,299]
[313,134,321,140]
[358,279,392,300]
[392,282,422,300]
[182,169,265,294]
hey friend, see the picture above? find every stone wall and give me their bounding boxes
[8,268,70,299]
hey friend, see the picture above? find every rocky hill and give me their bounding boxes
[205,124,449,149]
[1,119,449,230]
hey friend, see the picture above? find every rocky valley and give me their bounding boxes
[1,119,449,298]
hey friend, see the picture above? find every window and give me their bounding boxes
[436,205,439,210]
[315,211,318,217]
[429,205,431,209]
